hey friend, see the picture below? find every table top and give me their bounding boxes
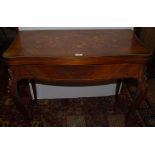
[3,29,149,59]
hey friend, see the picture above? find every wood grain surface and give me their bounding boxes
[2,29,150,125]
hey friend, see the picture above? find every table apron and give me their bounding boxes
[9,64,145,85]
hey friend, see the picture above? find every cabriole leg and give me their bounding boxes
[8,72,33,123]
[126,76,147,126]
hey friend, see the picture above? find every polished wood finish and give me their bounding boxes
[4,30,148,59]
[3,29,150,126]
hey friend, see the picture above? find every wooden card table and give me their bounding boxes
[3,29,150,125]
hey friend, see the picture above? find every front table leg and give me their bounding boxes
[8,77,33,122]
[126,75,147,126]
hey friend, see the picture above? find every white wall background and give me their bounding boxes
[20,27,133,31]
[20,27,133,99]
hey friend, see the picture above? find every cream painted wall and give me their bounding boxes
[20,27,133,99]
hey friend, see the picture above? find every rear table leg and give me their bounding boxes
[114,79,122,111]
[30,79,38,104]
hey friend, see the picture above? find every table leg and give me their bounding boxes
[115,79,122,102]
[8,78,17,101]
[8,78,33,122]
[126,76,147,126]
[114,79,122,111]
[30,79,38,104]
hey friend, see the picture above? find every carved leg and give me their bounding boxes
[114,79,122,111]
[30,79,38,104]
[8,77,33,123]
[8,77,17,100]
[126,76,147,126]
[17,80,34,122]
